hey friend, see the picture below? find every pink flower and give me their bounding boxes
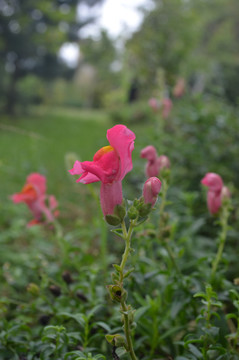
[173,78,186,98]
[140,145,158,177]
[157,155,171,171]
[141,146,170,178]
[149,98,160,112]
[162,98,173,119]
[11,173,58,226]
[69,125,136,216]
[201,172,228,214]
[143,177,162,207]
[221,186,231,202]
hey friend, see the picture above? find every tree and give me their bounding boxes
[0,0,103,114]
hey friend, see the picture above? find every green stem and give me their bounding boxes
[211,203,230,280]
[121,300,137,360]
[164,241,180,273]
[119,220,138,360]
[120,221,134,274]
[89,184,108,274]
[158,180,180,273]
[158,179,168,231]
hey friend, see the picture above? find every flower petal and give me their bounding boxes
[100,181,123,216]
[27,173,46,195]
[107,125,135,181]
[69,160,84,175]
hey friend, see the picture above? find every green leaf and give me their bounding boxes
[113,264,122,273]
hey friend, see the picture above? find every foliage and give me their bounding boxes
[0,0,104,114]
[0,90,239,358]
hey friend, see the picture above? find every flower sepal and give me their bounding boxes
[107,285,127,303]
[105,334,127,348]
[105,214,121,226]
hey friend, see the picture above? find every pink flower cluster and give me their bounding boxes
[148,97,173,119]
[140,145,170,178]
[11,173,59,227]
[201,172,230,214]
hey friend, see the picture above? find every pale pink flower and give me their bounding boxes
[11,173,58,226]
[201,172,227,214]
[220,186,231,202]
[162,98,173,119]
[149,97,160,112]
[143,177,162,207]
[157,155,171,171]
[69,125,136,216]
[173,78,186,98]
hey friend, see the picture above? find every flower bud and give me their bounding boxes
[138,202,151,217]
[76,291,88,302]
[143,177,162,207]
[220,186,231,202]
[62,270,73,285]
[49,284,61,297]
[105,334,126,348]
[128,206,138,220]
[27,283,40,297]
[107,285,126,303]
[157,155,170,170]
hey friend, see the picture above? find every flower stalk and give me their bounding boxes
[211,198,231,280]
[108,219,138,360]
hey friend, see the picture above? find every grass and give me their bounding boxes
[0,106,111,203]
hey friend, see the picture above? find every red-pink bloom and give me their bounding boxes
[141,146,170,178]
[69,124,136,216]
[162,98,173,119]
[143,177,162,207]
[149,97,160,112]
[11,173,58,227]
[173,78,186,98]
[201,172,225,214]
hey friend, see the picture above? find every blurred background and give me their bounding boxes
[1,0,239,207]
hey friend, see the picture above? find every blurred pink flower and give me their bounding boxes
[69,124,135,216]
[157,155,171,171]
[148,97,160,112]
[173,78,186,98]
[140,145,158,177]
[143,177,162,207]
[141,146,170,178]
[201,172,230,214]
[162,98,173,119]
[11,173,58,226]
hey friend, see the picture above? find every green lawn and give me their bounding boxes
[0,106,111,203]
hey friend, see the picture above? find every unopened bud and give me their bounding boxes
[142,177,162,207]
[105,334,126,348]
[157,155,170,170]
[107,285,126,303]
[138,202,151,217]
[27,283,40,297]
[76,291,88,302]
[62,270,73,285]
[221,186,231,202]
[49,284,61,297]
[128,206,138,220]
